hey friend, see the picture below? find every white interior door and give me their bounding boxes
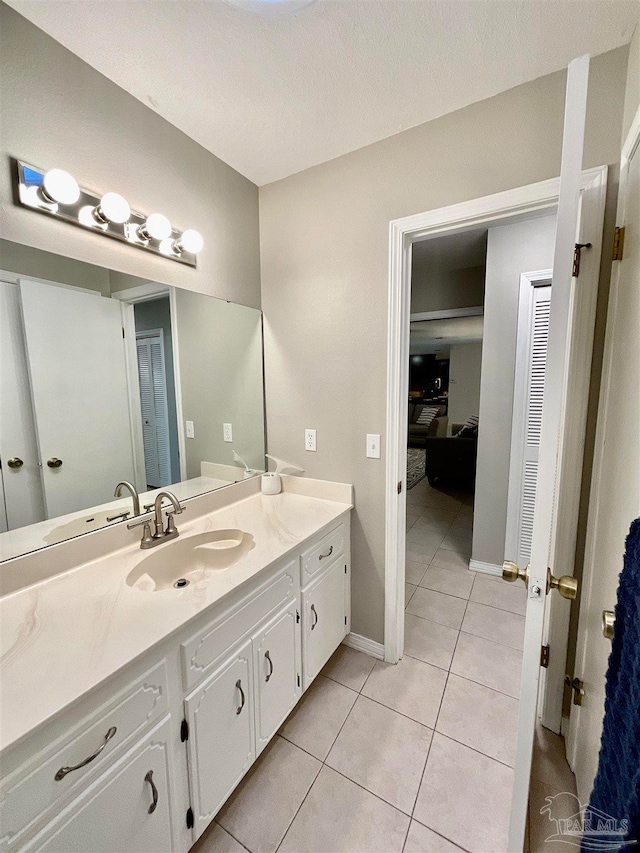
[0,280,45,529]
[135,331,171,489]
[508,55,590,851]
[19,279,135,519]
[566,108,640,804]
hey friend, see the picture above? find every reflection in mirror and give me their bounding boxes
[0,239,266,561]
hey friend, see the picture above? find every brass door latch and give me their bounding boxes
[564,676,585,706]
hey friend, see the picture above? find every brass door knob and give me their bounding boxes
[47,457,63,468]
[502,560,530,587]
[547,569,578,600]
[7,457,24,469]
[602,610,615,640]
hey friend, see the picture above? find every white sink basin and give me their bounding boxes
[126,529,255,592]
[44,507,130,545]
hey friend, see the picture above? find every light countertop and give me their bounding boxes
[0,485,352,755]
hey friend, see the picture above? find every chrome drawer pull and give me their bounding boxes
[265,650,273,682]
[319,546,333,560]
[144,770,158,814]
[54,726,117,780]
[236,679,245,715]
[311,604,318,630]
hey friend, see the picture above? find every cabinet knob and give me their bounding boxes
[7,457,24,469]
[47,457,63,469]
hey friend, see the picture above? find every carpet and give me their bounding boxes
[407,448,426,490]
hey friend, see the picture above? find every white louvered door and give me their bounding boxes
[506,277,552,569]
[136,331,172,489]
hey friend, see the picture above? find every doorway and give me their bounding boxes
[385,164,607,849]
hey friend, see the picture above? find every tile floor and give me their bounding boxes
[193,480,576,853]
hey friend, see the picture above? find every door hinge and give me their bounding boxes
[296,610,300,623]
[344,564,347,574]
[186,807,194,829]
[297,673,301,687]
[344,616,347,625]
[397,481,402,494]
[540,645,550,668]
[572,242,592,277]
[564,675,585,706]
[180,718,189,742]
[122,327,125,338]
[612,226,625,261]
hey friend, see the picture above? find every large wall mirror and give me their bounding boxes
[0,239,266,561]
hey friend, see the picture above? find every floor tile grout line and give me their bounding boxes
[273,745,323,853]
[212,822,253,852]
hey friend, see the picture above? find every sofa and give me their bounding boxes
[423,422,477,486]
[408,403,448,448]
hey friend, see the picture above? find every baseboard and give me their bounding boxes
[469,559,502,577]
[342,632,385,660]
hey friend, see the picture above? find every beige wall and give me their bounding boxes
[174,290,265,479]
[622,23,639,140]
[472,215,557,568]
[411,266,485,314]
[260,48,629,644]
[0,5,261,309]
[0,239,111,295]
[448,342,483,428]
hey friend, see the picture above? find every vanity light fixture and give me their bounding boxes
[41,168,81,205]
[13,159,202,268]
[173,228,204,255]
[93,192,131,225]
[138,212,172,242]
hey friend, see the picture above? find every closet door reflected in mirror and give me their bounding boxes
[0,239,266,561]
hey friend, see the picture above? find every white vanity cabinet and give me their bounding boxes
[300,520,351,689]
[184,642,255,837]
[24,719,174,853]
[2,509,351,853]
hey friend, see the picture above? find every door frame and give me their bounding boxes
[135,327,172,488]
[112,282,187,486]
[384,165,608,665]
[566,106,640,787]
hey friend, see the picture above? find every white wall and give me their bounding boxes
[260,49,628,643]
[448,342,483,427]
[472,215,557,568]
[411,266,485,314]
[0,5,261,309]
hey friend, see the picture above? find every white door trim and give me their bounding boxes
[384,165,608,665]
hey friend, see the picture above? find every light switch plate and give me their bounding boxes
[305,429,317,452]
[223,423,233,443]
[366,434,381,459]
[186,420,195,439]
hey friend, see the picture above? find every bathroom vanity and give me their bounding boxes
[0,477,352,852]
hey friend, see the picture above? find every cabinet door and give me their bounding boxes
[252,602,301,754]
[184,640,254,839]
[303,560,348,688]
[27,718,173,853]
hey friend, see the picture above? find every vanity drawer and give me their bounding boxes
[181,559,298,691]
[0,659,169,851]
[300,522,346,584]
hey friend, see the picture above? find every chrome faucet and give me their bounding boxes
[127,490,184,549]
[114,481,141,517]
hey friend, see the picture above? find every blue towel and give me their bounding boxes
[583,518,640,851]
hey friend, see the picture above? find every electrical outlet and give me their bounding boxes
[186,420,195,439]
[305,429,317,452]
[366,434,381,459]
[223,423,233,443]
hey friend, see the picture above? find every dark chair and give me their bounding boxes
[423,433,477,486]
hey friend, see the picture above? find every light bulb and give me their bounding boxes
[79,204,107,229]
[176,229,204,254]
[94,192,130,225]
[42,168,80,205]
[138,212,172,241]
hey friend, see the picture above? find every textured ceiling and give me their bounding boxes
[6,0,639,185]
